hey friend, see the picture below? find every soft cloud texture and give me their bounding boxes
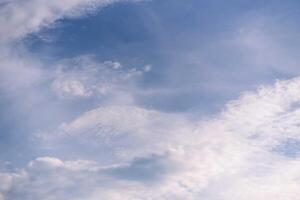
[51,55,144,100]
[5,77,298,200]
[2,0,300,200]
[0,0,127,92]
[0,0,123,43]
[0,0,144,177]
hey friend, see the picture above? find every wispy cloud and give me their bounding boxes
[2,77,300,199]
[0,0,122,43]
[51,55,144,100]
[2,0,300,200]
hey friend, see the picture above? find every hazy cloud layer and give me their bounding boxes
[1,0,300,200]
[3,78,300,199]
[51,55,145,100]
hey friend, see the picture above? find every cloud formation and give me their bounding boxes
[2,0,300,200]
[51,55,144,100]
[0,0,122,43]
[2,77,300,199]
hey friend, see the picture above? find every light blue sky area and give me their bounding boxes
[2,1,300,197]
[2,0,300,165]
[25,0,300,113]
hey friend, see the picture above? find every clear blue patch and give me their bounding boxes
[106,154,171,182]
[273,138,300,158]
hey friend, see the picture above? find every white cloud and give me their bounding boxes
[0,173,12,200]
[2,0,300,199]
[52,79,91,98]
[143,64,152,72]
[0,0,124,43]
[0,0,139,93]
[104,61,123,69]
[50,55,144,100]
[23,77,300,199]
[56,105,193,161]
[0,0,144,138]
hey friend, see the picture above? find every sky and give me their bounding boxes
[2,0,300,199]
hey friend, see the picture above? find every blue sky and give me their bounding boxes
[25,0,300,112]
[2,0,300,199]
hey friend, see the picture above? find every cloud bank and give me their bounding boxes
[1,0,300,200]
[3,78,300,199]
